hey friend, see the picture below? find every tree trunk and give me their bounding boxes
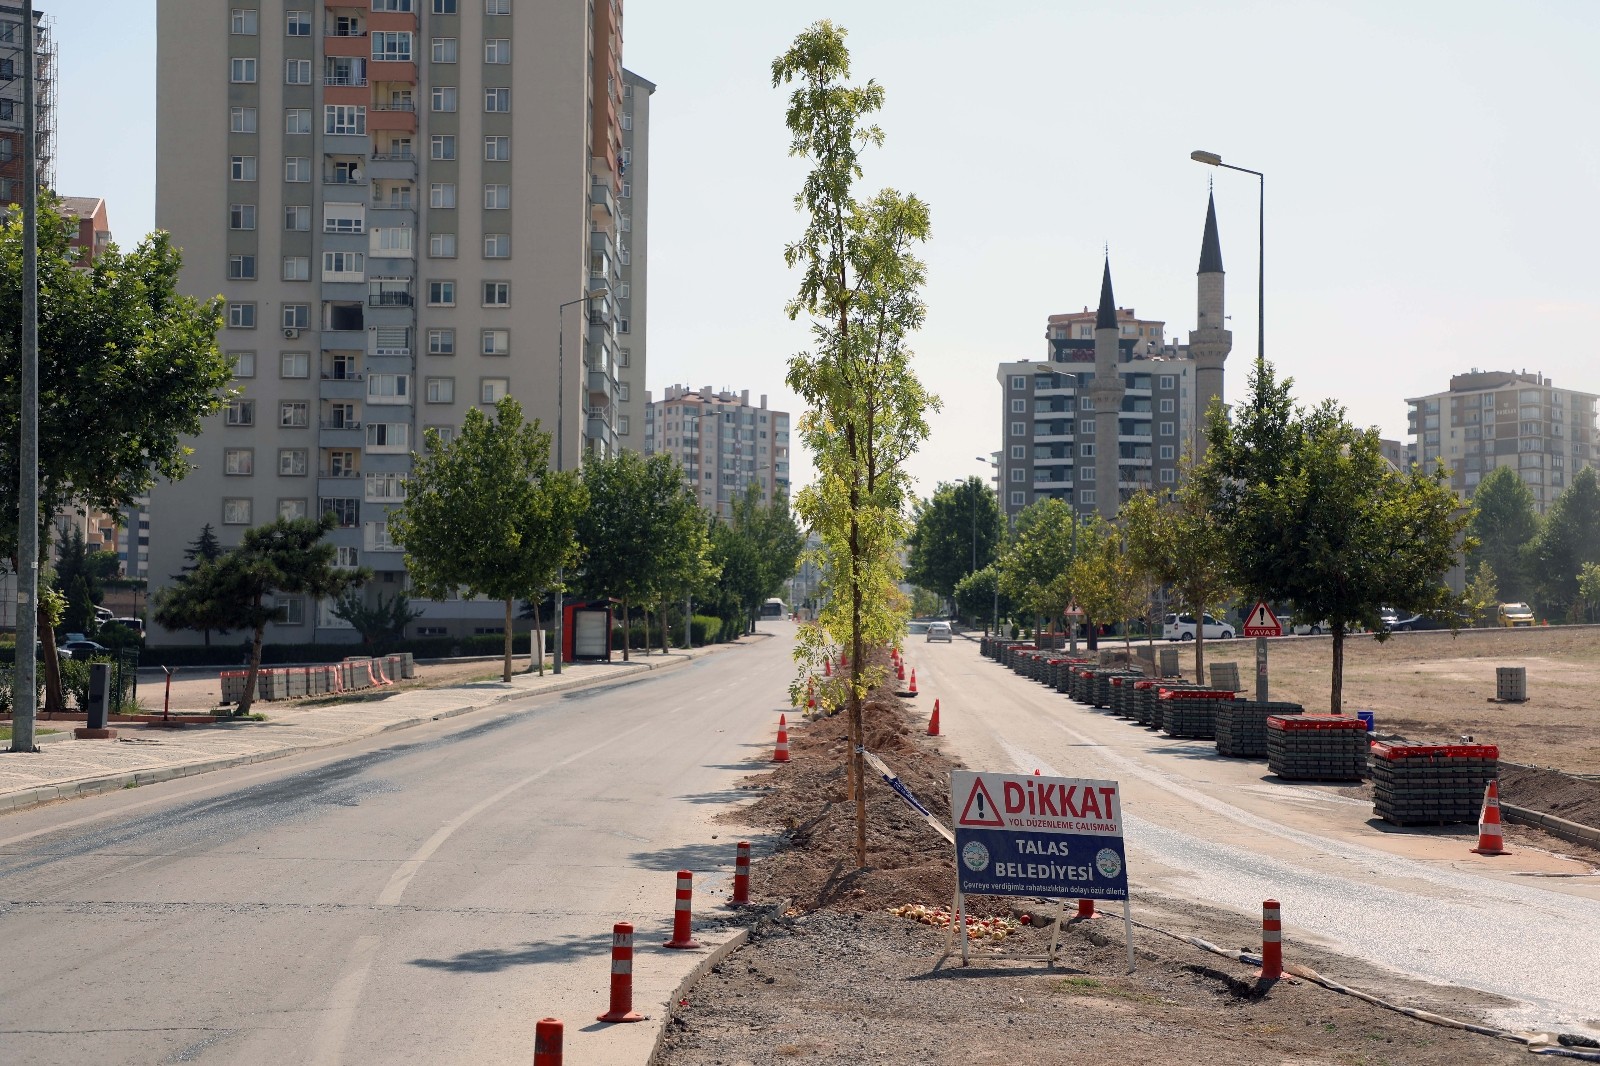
[501,597,513,682]
[39,603,65,714]
[1330,623,1345,713]
[239,614,266,718]
[529,595,544,675]
[620,598,630,661]
[660,593,669,655]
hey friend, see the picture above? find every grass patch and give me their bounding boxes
[1051,976,1159,1004]
[0,726,59,742]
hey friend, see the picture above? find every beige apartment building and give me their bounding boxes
[643,386,791,519]
[1407,370,1598,514]
[150,0,647,640]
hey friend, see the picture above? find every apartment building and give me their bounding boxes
[61,195,110,264]
[0,3,53,203]
[643,385,791,519]
[151,0,644,641]
[1406,370,1599,514]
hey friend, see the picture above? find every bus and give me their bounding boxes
[760,598,788,619]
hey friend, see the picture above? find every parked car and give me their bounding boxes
[1385,611,1429,632]
[1291,619,1329,635]
[1497,602,1535,628]
[926,621,953,643]
[102,617,146,638]
[1162,613,1234,641]
[60,639,111,658]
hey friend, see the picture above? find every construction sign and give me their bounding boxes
[950,770,1128,900]
[1243,602,1283,638]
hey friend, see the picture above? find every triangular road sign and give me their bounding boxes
[1244,601,1282,637]
[957,777,1005,827]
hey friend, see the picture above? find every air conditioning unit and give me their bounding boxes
[284,328,300,339]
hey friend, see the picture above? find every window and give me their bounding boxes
[280,352,310,378]
[365,473,407,502]
[372,31,413,62]
[483,233,510,258]
[480,377,510,403]
[279,448,308,476]
[1011,375,1026,390]
[1080,443,1095,458]
[1009,468,1025,482]
[484,135,510,161]
[366,422,409,449]
[1159,375,1175,390]
[1010,421,1025,437]
[229,204,256,231]
[285,108,312,135]
[323,203,364,233]
[483,183,510,209]
[431,86,457,112]
[425,425,455,447]
[618,383,631,402]
[484,38,509,62]
[274,596,306,626]
[231,8,258,34]
[1010,398,1025,413]
[432,0,457,11]
[282,256,309,281]
[231,58,257,83]
[225,448,254,475]
[429,233,457,258]
[228,254,256,280]
[284,205,311,231]
[621,181,631,199]
[1080,467,1095,481]
[223,499,253,525]
[285,59,312,84]
[619,318,630,334]
[429,182,456,208]
[230,351,256,378]
[325,105,366,135]
[1010,445,1025,459]
[480,329,509,355]
[1081,490,1096,505]
[1159,445,1175,460]
[430,135,456,160]
[277,499,308,521]
[373,226,413,252]
[618,416,630,435]
[279,401,309,427]
[334,545,360,568]
[618,347,630,367]
[281,304,310,330]
[485,0,510,13]
[428,281,456,306]
[284,156,311,182]
[373,0,415,10]
[230,106,258,133]
[1160,468,1176,484]
[481,281,509,307]
[286,10,311,35]
[1159,398,1175,413]
[322,251,365,278]
[225,399,256,425]
[426,377,455,403]
[1159,422,1174,437]
[323,498,361,528]
[326,449,358,477]
[368,373,410,402]
[227,303,256,329]
[1009,491,1024,506]
[484,87,510,112]
[427,328,455,355]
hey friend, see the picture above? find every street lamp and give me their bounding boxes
[553,286,609,675]
[1190,149,1264,368]
[976,456,1000,634]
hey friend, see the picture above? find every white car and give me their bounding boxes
[1291,619,1328,635]
[1162,613,1234,641]
[925,621,952,643]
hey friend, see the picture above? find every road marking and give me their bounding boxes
[305,934,380,1066]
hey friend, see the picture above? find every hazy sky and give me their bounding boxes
[56,1,1600,499]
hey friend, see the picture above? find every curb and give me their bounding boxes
[646,927,752,1065]
[1,650,704,816]
[1500,800,1600,850]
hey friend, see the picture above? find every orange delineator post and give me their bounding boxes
[823,658,831,677]
[927,699,941,736]
[1258,899,1283,979]
[1472,780,1509,855]
[1076,899,1095,919]
[533,1018,563,1066]
[731,841,751,906]
[597,923,645,1022]
[663,870,703,949]
[897,658,905,681]
[772,714,790,763]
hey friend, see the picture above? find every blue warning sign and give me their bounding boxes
[950,771,1128,900]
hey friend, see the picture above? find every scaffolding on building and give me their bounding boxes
[0,5,55,193]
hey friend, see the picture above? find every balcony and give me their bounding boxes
[324,73,368,87]
[368,105,416,134]
[368,290,413,307]
[587,369,614,404]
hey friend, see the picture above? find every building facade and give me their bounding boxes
[1406,370,1599,514]
[150,0,645,641]
[61,195,110,264]
[0,3,53,202]
[643,385,791,518]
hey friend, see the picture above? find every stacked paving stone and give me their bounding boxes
[1370,742,1500,825]
[1267,715,1369,780]
[1110,676,1142,717]
[1209,661,1243,692]
[1054,658,1089,693]
[1142,682,1207,729]
[1160,690,1236,739]
[1215,701,1305,757]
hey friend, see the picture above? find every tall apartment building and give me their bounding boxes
[994,196,1230,520]
[0,3,53,202]
[1406,370,1599,514]
[643,385,791,518]
[151,0,645,641]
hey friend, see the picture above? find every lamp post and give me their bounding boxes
[975,457,1000,634]
[553,286,609,675]
[1190,150,1264,369]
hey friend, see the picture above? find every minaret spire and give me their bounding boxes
[1095,256,1117,330]
[1198,192,1224,275]
[1089,256,1125,519]
[1189,193,1232,463]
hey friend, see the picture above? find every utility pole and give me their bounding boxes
[11,0,40,753]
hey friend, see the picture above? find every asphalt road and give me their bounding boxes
[911,635,1600,1034]
[0,629,797,1066]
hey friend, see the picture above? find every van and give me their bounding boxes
[103,617,146,638]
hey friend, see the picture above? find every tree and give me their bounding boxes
[51,525,121,637]
[389,398,585,682]
[776,21,937,868]
[154,514,366,716]
[1465,466,1539,602]
[1576,562,1600,624]
[1123,475,1236,679]
[1202,360,1474,712]
[1529,466,1600,621]
[331,590,424,648]
[1466,561,1500,627]
[954,564,1015,631]
[997,498,1080,636]
[2,200,231,746]
[906,477,1002,612]
[1067,517,1145,653]
[172,523,230,645]
[727,482,804,635]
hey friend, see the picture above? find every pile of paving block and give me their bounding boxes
[1215,701,1306,757]
[1369,742,1500,825]
[1266,714,1369,780]
[220,653,415,705]
[1129,680,1203,728]
[1158,689,1237,739]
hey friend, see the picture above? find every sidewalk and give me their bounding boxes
[0,644,733,814]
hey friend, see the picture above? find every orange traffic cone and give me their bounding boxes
[896,658,905,681]
[806,679,816,712]
[773,715,790,763]
[1472,779,1508,855]
[1075,899,1095,919]
[907,669,918,697]
[927,699,941,736]
[823,658,832,678]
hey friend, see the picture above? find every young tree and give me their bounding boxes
[775,21,937,867]
[330,590,424,648]
[1465,466,1539,602]
[154,514,366,715]
[954,564,1015,632]
[1203,361,1474,712]
[728,482,804,634]
[390,398,586,682]
[1529,466,1600,620]
[2,200,231,747]
[1067,517,1144,654]
[997,498,1080,638]
[169,523,231,645]
[906,476,1002,613]
[1122,477,1236,679]
[1466,561,1500,627]
[51,525,121,637]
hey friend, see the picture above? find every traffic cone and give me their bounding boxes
[773,715,790,763]
[897,658,905,681]
[927,699,941,736]
[1075,899,1095,919]
[907,669,918,697]
[1471,780,1508,855]
[823,658,832,678]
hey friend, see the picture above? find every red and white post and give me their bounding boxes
[597,922,644,1022]
[1258,899,1283,979]
[533,1018,563,1066]
[663,870,703,949]
[730,841,751,906]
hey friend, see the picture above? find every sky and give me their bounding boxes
[54,0,1600,501]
